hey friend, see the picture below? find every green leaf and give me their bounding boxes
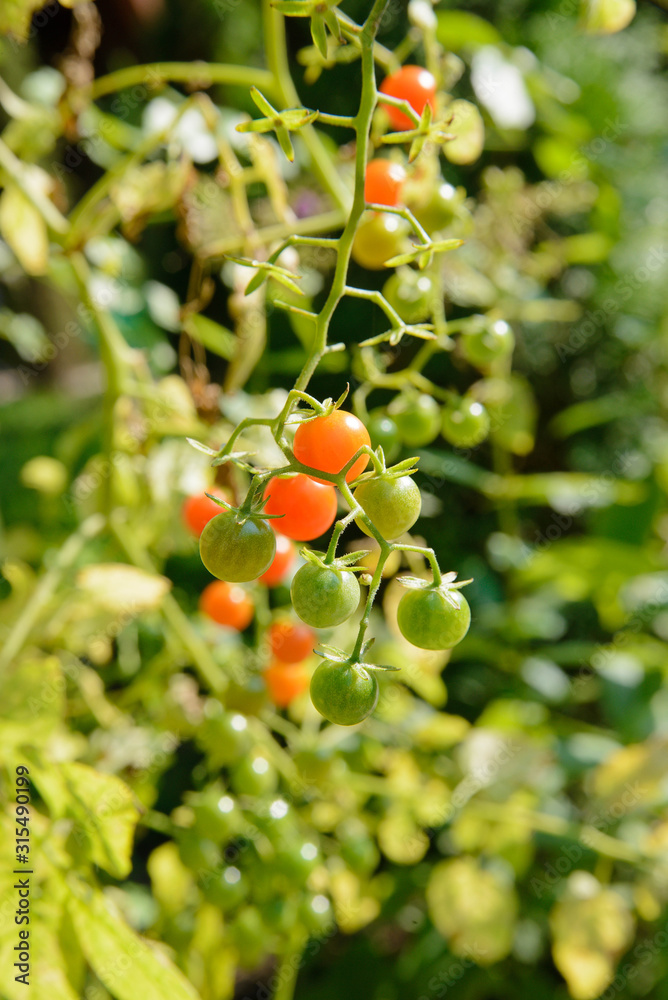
[0,185,49,275]
[580,0,636,33]
[68,887,200,1000]
[183,313,236,359]
[186,437,219,456]
[311,13,329,58]
[276,126,296,162]
[30,761,140,878]
[249,86,278,117]
[436,10,500,50]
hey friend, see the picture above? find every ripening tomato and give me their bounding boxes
[269,620,316,663]
[364,159,407,207]
[199,580,254,631]
[199,510,275,581]
[258,533,296,586]
[265,660,311,708]
[293,410,370,483]
[380,65,437,131]
[182,488,231,536]
[263,474,337,541]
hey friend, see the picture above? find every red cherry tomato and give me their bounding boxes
[199,580,254,631]
[269,620,316,663]
[380,65,437,131]
[182,488,231,536]
[258,533,296,587]
[265,661,310,708]
[293,410,370,484]
[364,159,407,207]
[263,474,337,541]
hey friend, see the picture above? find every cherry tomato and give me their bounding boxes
[199,510,275,581]
[269,620,316,663]
[177,831,221,873]
[461,318,515,370]
[441,397,490,448]
[383,269,433,324]
[182,488,231,536]
[263,474,337,541]
[264,660,311,707]
[367,409,401,462]
[291,563,360,628]
[199,580,254,630]
[380,65,437,131]
[258,533,296,586]
[364,158,407,207]
[354,474,422,540]
[397,586,471,649]
[188,786,240,841]
[231,752,278,796]
[352,212,409,270]
[389,392,441,447]
[413,181,458,235]
[293,410,370,483]
[310,659,379,726]
[204,865,248,909]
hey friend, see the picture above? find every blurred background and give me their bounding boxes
[1,1,668,999]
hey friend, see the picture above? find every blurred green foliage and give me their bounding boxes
[1,1,668,1000]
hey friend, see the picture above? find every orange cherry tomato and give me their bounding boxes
[258,533,296,587]
[263,474,337,541]
[268,620,316,664]
[199,580,254,631]
[293,410,370,484]
[380,65,437,131]
[182,488,231,536]
[364,159,407,207]
[264,661,310,708]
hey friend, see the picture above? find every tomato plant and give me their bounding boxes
[199,580,254,630]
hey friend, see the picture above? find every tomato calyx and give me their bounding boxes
[215,490,285,528]
[313,643,400,674]
[397,570,473,606]
[286,384,350,430]
[301,546,371,575]
[351,452,419,485]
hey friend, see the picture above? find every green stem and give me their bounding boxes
[263,0,351,213]
[110,519,227,693]
[0,137,69,235]
[272,937,306,1000]
[0,515,104,672]
[394,544,443,586]
[89,61,275,100]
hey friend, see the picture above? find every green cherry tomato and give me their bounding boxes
[276,840,320,882]
[310,660,379,726]
[413,181,458,235]
[300,894,334,935]
[203,865,248,909]
[461,317,515,369]
[352,212,410,270]
[340,834,380,876]
[397,587,471,650]
[441,397,490,448]
[188,786,240,841]
[177,831,221,874]
[199,510,276,582]
[353,474,422,540]
[291,563,361,628]
[382,269,433,324]
[230,752,278,797]
[389,393,441,447]
[367,409,401,462]
[232,906,267,969]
